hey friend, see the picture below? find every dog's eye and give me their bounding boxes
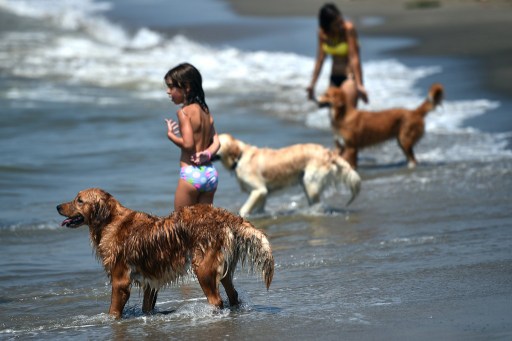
[77,198,84,205]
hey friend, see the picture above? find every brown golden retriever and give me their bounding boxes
[56,188,274,319]
[215,133,361,217]
[318,83,444,168]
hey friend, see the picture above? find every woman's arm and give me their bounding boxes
[307,29,327,100]
[346,22,368,103]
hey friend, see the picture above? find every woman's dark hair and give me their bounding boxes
[319,3,342,34]
[164,63,209,112]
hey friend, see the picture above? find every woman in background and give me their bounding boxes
[307,3,369,107]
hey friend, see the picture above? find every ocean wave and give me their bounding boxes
[0,221,61,231]
[0,0,509,168]
[0,0,500,135]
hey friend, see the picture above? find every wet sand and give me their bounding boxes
[224,0,512,98]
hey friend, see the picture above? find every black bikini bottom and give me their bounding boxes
[330,74,348,87]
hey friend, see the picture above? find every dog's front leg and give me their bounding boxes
[240,188,267,217]
[342,147,358,169]
[109,263,131,319]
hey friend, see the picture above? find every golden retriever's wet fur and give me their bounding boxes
[216,134,361,217]
[319,83,444,168]
[57,188,274,319]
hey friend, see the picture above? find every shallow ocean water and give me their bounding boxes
[1,0,511,339]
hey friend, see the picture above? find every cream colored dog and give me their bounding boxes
[215,134,361,217]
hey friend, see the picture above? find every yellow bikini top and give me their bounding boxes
[322,41,348,56]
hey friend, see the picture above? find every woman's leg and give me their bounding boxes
[174,179,199,211]
[340,78,359,108]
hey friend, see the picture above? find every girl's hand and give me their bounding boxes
[191,150,211,165]
[165,118,181,136]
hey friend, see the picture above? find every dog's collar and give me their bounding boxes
[231,152,242,170]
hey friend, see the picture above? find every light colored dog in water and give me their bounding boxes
[214,133,361,217]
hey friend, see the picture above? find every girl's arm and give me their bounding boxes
[177,109,195,152]
[165,118,182,147]
[191,123,220,165]
[166,109,194,152]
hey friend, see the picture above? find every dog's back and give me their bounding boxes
[172,205,274,289]
[347,83,444,148]
[122,205,274,289]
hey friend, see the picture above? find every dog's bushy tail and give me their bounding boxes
[228,221,274,290]
[333,155,361,206]
[417,83,444,116]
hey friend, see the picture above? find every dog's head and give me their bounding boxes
[316,87,348,123]
[316,87,347,109]
[57,188,114,228]
[216,133,244,170]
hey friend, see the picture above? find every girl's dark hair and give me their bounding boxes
[319,3,342,34]
[164,62,209,112]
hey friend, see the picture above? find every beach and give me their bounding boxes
[0,0,511,339]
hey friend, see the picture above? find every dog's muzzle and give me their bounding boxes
[57,204,85,228]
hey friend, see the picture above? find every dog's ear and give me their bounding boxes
[225,140,242,170]
[91,192,112,226]
[219,134,242,170]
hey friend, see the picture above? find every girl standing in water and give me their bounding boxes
[164,63,220,211]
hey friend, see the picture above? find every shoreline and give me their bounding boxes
[223,0,512,98]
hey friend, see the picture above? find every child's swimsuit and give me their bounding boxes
[180,164,218,192]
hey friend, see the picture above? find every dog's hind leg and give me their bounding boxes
[142,285,158,314]
[403,147,417,169]
[194,250,224,308]
[398,134,419,168]
[221,271,239,306]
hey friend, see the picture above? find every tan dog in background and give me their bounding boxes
[57,188,274,319]
[319,83,444,168]
[215,134,361,217]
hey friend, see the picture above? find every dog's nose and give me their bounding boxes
[56,204,62,212]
